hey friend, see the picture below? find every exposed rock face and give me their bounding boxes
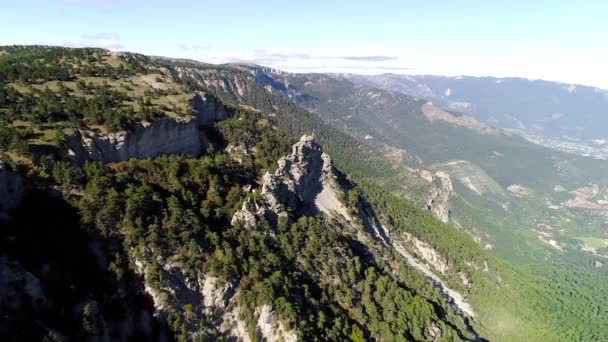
[229,136,349,340]
[0,162,25,220]
[190,91,230,125]
[68,117,201,164]
[255,304,298,342]
[362,214,476,318]
[423,171,453,223]
[167,65,252,102]
[127,129,328,340]
[233,135,350,226]
[68,92,230,164]
[200,275,235,310]
[403,232,451,274]
[135,253,240,339]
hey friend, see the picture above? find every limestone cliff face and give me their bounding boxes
[167,66,253,102]
[133,252,238,339]
[68,117,201,164]
[421,170,453,223]
[68,91,229,164]
[135,248,297,341]
[190,91,230,125]
[232,135,350,227]
[0,162,24,220]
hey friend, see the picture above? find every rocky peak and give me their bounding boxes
[233,135,350,227]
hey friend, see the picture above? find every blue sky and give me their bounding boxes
[2,0,608,88]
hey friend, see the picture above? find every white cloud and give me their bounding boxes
[195,45,415,74]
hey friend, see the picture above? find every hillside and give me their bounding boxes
[1,46,608,341]
[343,74,608,158]
[237,65,608,259]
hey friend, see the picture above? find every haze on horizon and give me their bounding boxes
[2,0,607,89]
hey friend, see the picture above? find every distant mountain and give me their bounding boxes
[342,74,608,143]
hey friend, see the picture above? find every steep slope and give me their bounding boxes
[234,65,608,258]
[229,134,485,339]
[3,46,608,341]
[0,48,486,340]
[152,57,600,341]
[210,64,608,339]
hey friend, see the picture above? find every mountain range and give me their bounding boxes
[1,46,608,341]
[340,74,608,161]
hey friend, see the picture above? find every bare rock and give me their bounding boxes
[67,92,230,164]
[232,135,350,227]
[423,171,453,223]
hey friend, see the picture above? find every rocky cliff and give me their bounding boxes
[421,170,453,223]
[233,134,350,227]
[68,116,201,164]
[232,135,476,331]
[133,137,345,342]
[0,162,24,220]
[68,91,229,164]
[190,91,230,125]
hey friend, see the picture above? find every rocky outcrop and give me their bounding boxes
[190,91,230,125]
[167,65,252,102]
[135,253,240,340]
[219,301,298,342]
[68,92,230,164]
[229,136,351,340]
[232,135,350,227]
[254,304,298,342]
[0,162,25,220]
[137,254,299,341]
[68,117,201,164]
[403,232,450,274]
[362,215,476,318]
[200,275,235,311]
[126,136,343,341]
[421,170,453,223]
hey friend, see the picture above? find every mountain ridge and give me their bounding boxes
[2,46,608,341]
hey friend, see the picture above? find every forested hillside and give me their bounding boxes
[1,46,607,341]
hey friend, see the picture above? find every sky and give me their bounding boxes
[2,0,608,88]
